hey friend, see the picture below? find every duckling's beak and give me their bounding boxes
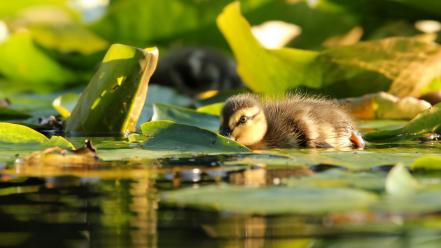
[219,127,232,138]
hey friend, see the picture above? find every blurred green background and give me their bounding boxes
[1,0,440,95]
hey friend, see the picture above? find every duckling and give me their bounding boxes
[219,94,365,149]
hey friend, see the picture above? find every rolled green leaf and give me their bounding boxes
[65,44,158,135]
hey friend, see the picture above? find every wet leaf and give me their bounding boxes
[139,120,249,152]
[385,164,420,197]
[65,44,158,135]
[152,103,219,132]
[52,93,79,118]
[364,103,441,141]
[161,184,377,214]
[0,122,73,149]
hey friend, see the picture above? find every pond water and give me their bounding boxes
[1,138,441,248]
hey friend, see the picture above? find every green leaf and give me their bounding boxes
[139,120,249,152]
[90,0,271,48]
[152,103,219,132]
[411,156,441,171]
[161,184,377,214]
[0,32,76,90]
[364,103,441,141]
[217,3,441,97]
[217,2,320,94]
[196,102,223,116]
[284,169,386,192]
[385,164,420,197]
[52,93,79,118]
[65,44,159,135]
[0,122,73,149]
[0,0,67,18]
[0,107,31,120]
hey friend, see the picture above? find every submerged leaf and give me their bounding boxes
[65,44,158,135]
[162,184,377,214]
[364,103,441,141]
[385,164,420,197]
[139,120,249,152]
[152,103,219,132]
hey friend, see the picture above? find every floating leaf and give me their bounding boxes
[139,120,249,152]
[52,93,79,118]
[0,122,73,149]
[152,103,219,132]
[0,107,30,120]
[162,184,377,214]
[364,103,441,141]
[65,44,158,135]
[196,102,223,116]
[411,156,441,171]
[284,169,386,192]
[385,164,420,197]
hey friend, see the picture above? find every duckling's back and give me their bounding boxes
[262,95,355,148]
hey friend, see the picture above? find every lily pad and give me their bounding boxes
[65,44,159,135]
[161,184,378,214]
[411,156,441,171]
[364,103,441,141]
[152,103,220,132]
[0,122,73,149]
[0,107,30,120]
[139,120,249,152]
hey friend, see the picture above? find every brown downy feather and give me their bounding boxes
[220,93,363,149]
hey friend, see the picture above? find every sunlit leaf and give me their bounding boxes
[411,156,441,171]
[364,103,441,141]
[385,164,420,197]
[217,3,441,97]
[196,102,223,116]
[161,184,377,214]
[65,44,159,135]
[152,103,219,132]
[52,93,79,118]
[0,32,76,90]
[0,122,73,149]
[139,120,249,152]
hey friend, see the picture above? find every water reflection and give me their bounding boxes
[1,156,441,247]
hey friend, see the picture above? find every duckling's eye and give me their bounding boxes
[238,116,247,125]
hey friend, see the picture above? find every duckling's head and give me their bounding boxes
[219,94,267,146]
